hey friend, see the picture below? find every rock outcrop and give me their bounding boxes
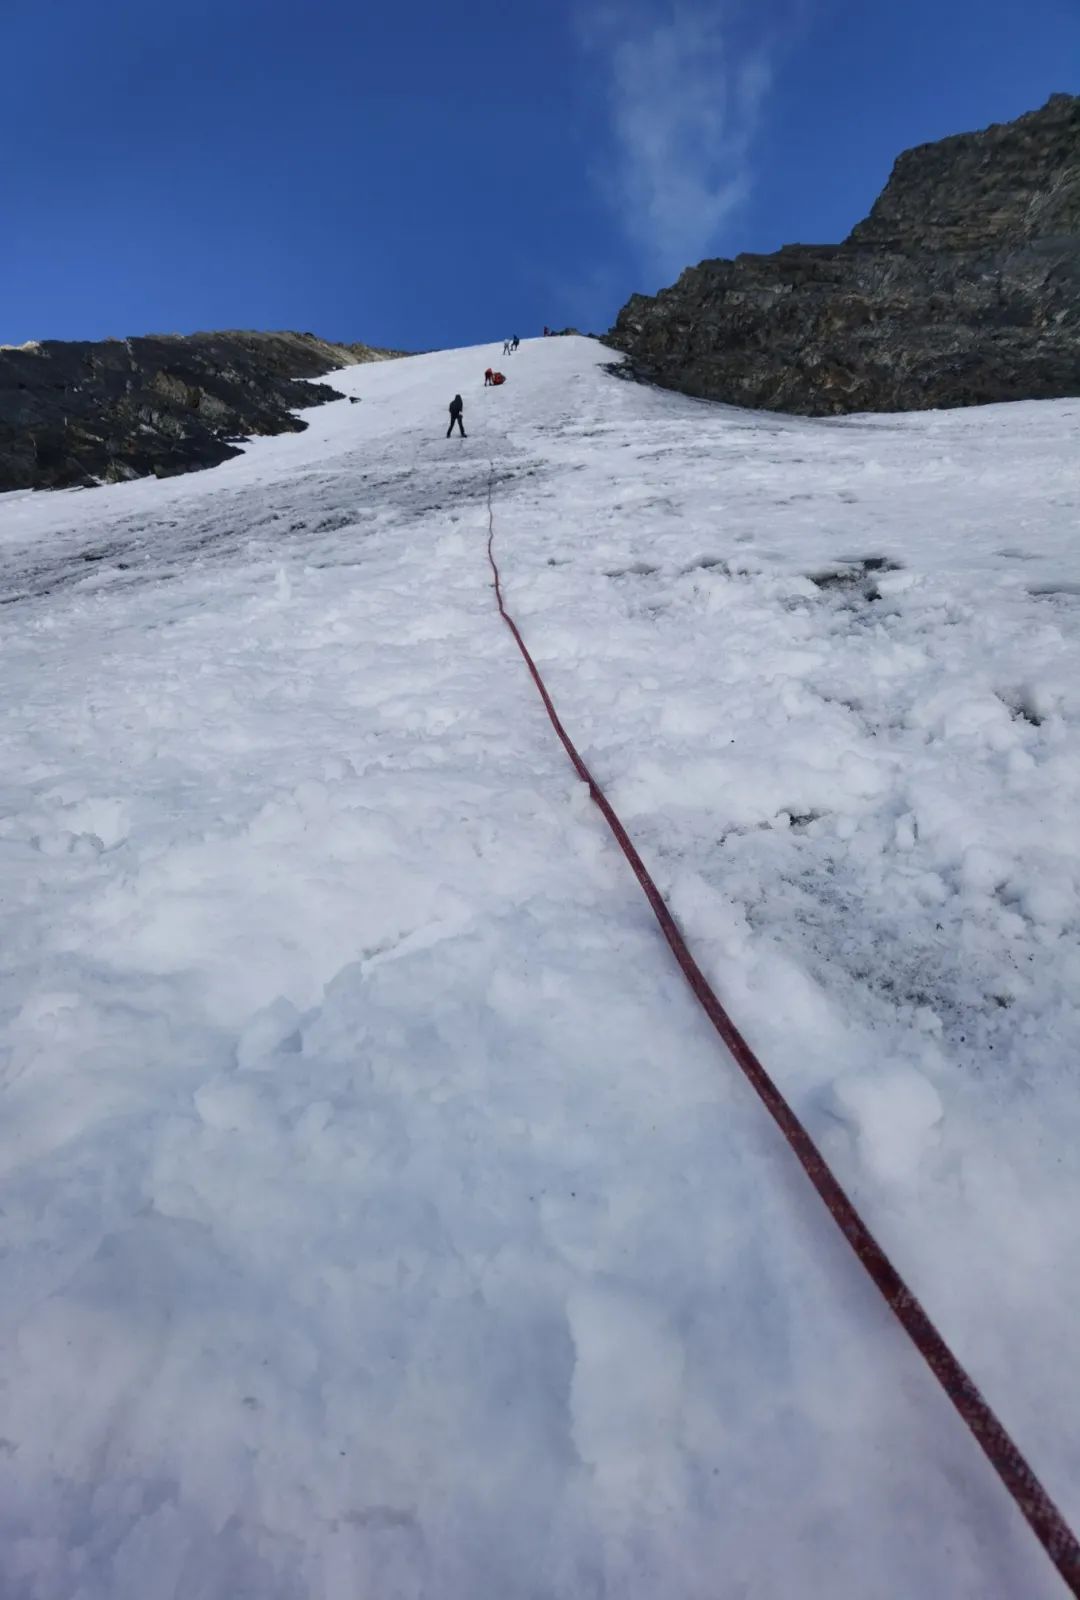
[0,330,403,492]
[607,95,1080,415]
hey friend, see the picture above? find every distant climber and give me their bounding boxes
[447,395,466,437]
[503,339,512,356]
[484,368,494,386]
[511,336,520,351]
[543,326,550,337]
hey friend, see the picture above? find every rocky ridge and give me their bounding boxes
[0,330,403,492]
[607,95,1080,415]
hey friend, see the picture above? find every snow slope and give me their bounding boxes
[2,336,1079,1599]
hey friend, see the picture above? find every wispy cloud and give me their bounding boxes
[583,2,775,284]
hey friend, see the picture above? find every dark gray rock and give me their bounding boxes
[0,330,404,492]
[606,95,1080,415]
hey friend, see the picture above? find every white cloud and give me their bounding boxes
[585,2,774,283]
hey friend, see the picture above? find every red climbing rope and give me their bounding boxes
[484,470,1080,1596]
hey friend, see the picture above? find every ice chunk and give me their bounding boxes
[829,1067,944,1184]
[236,997,302,1070]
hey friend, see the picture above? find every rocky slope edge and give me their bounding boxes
[607,94,1080,415]
[0,330,403,491]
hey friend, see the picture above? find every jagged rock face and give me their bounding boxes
[607,95,1080,415]
[0,330,403,492]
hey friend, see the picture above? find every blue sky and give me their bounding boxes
[2,0,1076,350]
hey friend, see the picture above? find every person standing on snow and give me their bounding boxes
[447,394,466,437]
[484,368,494,386]
[511,335,520,351]
[503,339,512,356]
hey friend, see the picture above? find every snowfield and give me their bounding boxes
[1,336,1079,1599]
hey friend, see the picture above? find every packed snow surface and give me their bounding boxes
[2,337,1079,1599]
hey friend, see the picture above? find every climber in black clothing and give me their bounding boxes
[511,335,520,351]
[447,394,466,437]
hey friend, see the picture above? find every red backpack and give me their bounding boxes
[492,372,506,386]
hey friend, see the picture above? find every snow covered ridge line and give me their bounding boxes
[484,464,1080,1598]
[0,328,408,493]
[2,339,1079,1597]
